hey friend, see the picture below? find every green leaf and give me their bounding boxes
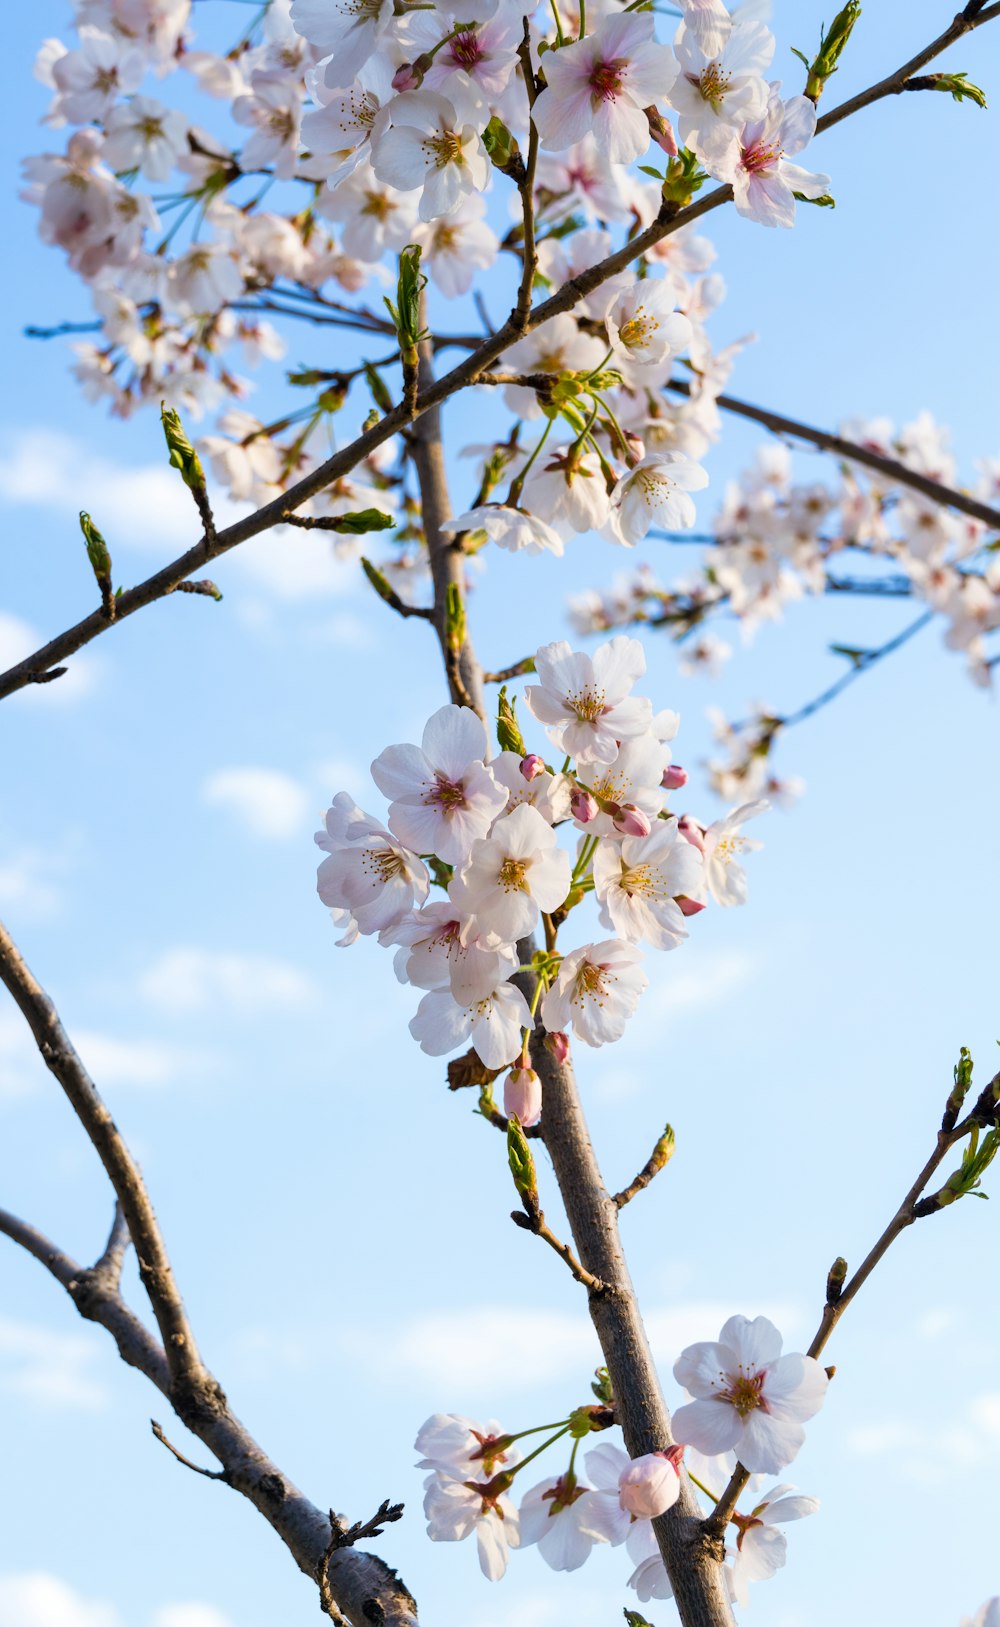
[829,643,870,667]
[160,404,206,492]
[794,191,836,208]
[638,164,665,179]
[328,508,394,535]
[930,71,988,108]
[496,686,527,756]
[79,511,111,582]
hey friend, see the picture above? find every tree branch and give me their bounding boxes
[0,926,418,1627]
[666,380,1000,533]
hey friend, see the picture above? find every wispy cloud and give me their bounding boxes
[0,1319,111,1410]
[0,1006,211,1100]
[0,1574,237,1627]
[201,766,313,840]
[139,947,317,1014]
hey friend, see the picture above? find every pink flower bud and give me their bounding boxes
[570,787,599,824]
[504,1065,542,1127]
[677,814,706,853]
[661,764,688,791]
[520,754,545,781]
[645,107,679,158]
[392,61,422,91]
[545,1030,570,1065]
[676,894,706,917]
[617,1449,683,1519]
[612,802,651,838]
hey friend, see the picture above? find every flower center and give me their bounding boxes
[742,139,783,174]
[498,857,530,892]
[564,685,608,723]
[360,845,405,884]
[449,29,484,69]
[618,308,659,351]
[588,56,626,102]
[361,189,392,218]
[697,62,732,109]
[427,773,468,810]
[721,1369,767,1418]
[572,960,613,1005]
[424,129,465,169]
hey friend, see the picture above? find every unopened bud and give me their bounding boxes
[570,788,599,823]
[504,1065,542,1128]
[676,894,706,917]
[612,803,651,838]
[661,763,688,791]
[617,1448,683,1518]
[644,105,679,157]
[546,1030,570,1065]
[392,61,422,91]
[520,754,545,781]
[677,814,706,852]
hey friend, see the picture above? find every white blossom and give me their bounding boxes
[542,939,649,1048]
[525,636,653,766]
[370,704,508,867]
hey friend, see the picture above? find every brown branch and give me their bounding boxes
[483,658,536,683]
[0,926,418,1627]
[93,1200,131,1289]
[614,1125,676,1209]
[667,380,1000,533]
[512,1206,606,1292]
[707,1093,993,1532]
[513,22,541,333]
[151,1419,228,1481]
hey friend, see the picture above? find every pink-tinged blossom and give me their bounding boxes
[521,754,545,781]
[316,793,429,935]
[232,70,304,180]
[449,803,572,946]
[414,194,499,297]
[525,636,653,766]
[670,19,773,158]
[594,820,704,949]
[672,1314,829,1474]
[728,1482,820,1606]
[372,91,491,221]
[102,95,190,183]
[422,1469,520,1579]
[416,1412,517,1477]
[386,901,516,1005]
[315,159,419,262]
[441,505,566,558]
[702,798,767,905]
[523,448,612,536]
[301,62,393,189]
[704,86,831,228]
[504,1064,542,1127]
[571,788,599,824]
[542,939,648,1048]
[421,15,521,105]
[531,13,679,166]
[489,751,572,827]
[518,1473,621,1570]
[609,453,710,545]
[49,28,146,125]
[409,977,532,1070]
[575,735,670,838]
[370,703,508,867]
[607,280,693,371]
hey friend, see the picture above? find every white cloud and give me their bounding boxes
[139,948,317,1014]
[342,1299,802,1393]
[0,1575,118,1627]
[231,527,357,600]
[0,1576,236,1627]
[645,948,756,1023]
[847,1390,1000,1473]
[201,766,312,839]
[0,613,97,703]
[0,844,67,919]
[312,756,365,801]
[0,429,243,555]
[0,1007,208,1100]
[0,1319,111,1410]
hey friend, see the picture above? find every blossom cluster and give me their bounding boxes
[417,1312,826,1606]
[315,635,765,1094]
[21,0,827,542]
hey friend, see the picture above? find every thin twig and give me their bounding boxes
[666,379,1000,533]
[93,1201,131,1290]
[513,22,541,333]
[511,1207,606,1293]
[614,1125,675,1209]
[151,1419,228,1481]
[707,1091,996,1531]
[483,657,536,683]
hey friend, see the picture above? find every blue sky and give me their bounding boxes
[1,4,999,1627]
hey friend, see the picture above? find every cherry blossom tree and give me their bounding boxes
[2,2,1000,1626]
